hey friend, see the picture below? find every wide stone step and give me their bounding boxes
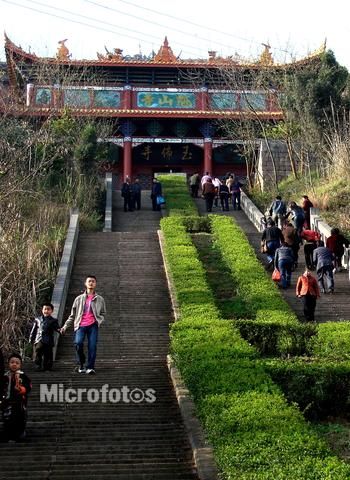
[6,222,198,480]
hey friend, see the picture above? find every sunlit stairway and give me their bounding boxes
[0,196,198,480]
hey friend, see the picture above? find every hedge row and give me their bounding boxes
[157,174,198,216]
[262,357,350,419]
[210,215,350,362]
[209,215,316,356]
[161,215,350,479]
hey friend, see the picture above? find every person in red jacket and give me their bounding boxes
[296,269,320,322]
[301,195,314,229]
[326,228,350,272]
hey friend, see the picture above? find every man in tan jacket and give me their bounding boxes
[60,275,106,374]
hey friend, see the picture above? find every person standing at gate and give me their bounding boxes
[121,176,134,212]
[60,275,106,374]
[151,178,162,211]
[133,178,142,210]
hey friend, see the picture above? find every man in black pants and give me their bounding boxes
[30,303,60,371]
[133,178,142,210]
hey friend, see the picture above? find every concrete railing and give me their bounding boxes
[240,191,265,232]
[103,172,113,232]
[52,210,79,360]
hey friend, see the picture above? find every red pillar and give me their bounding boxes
[123,85,132,109]
[203,138,213,175]
[123,137,132,180]
[199,86,209,110]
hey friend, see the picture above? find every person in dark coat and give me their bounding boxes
[218,182,230,211]
[275,243,295,289]
[261,220,284,269]
[313,242,335,293]
[29,303,60,371]
[202,178,216,212]
[301,195,314,229]
[151,178,162,211]
[133,178,142,210]
[286,201,305,235]
[121,177,134,212]
[1,353,32,442]
[230,178,243,210]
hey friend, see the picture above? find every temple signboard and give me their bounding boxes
[137,92,196,109]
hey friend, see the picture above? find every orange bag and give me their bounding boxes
[272,268,281,282]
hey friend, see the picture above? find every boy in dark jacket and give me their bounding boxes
[1,353,32,442]
[30,303,60,371]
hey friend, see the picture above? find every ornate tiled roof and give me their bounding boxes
[4,34,326,69]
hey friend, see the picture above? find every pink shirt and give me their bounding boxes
[80,294,96,327]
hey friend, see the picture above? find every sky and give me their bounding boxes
[0,0,350,69]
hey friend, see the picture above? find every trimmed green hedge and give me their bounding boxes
[209,215,316,356]
[307,322,350,360]
[263,358,350,419]
[157,174,198,216]
[161,215,350,479]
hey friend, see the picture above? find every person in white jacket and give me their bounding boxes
[60,275,106,374]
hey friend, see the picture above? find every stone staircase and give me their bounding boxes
[0,193,198,480]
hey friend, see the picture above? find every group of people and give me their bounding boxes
[190,172,243,213]
[1,274,106,442]
[261,194,349,322]
[121,177,163,212]
[121,177,142,212]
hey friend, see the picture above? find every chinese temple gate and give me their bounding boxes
[1,35,325,184]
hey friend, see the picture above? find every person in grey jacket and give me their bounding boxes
[60,275,106,374]
[275,243,295,289]
[313,242,335,293]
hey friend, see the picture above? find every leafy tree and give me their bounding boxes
[282,50,349,143]
[73,123,98,175]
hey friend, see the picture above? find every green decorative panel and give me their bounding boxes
[137,92,195,109]
[173,120,189,138]
[64,89,90,107]
[211,93,238,110]
[35,88,52,106]
[94,90,121,108]
[146,120,163,137]
[240,93,266,111]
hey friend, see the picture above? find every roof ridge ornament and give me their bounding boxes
[260,43,274,66]
[154,37,177,63]
[57,39,71,60]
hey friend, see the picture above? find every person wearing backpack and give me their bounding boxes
[286,201,305,235]
[268,195,286,229]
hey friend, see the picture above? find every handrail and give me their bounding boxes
[103,172,113,232]
[240,190,265,232]
[51,209,79,361]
